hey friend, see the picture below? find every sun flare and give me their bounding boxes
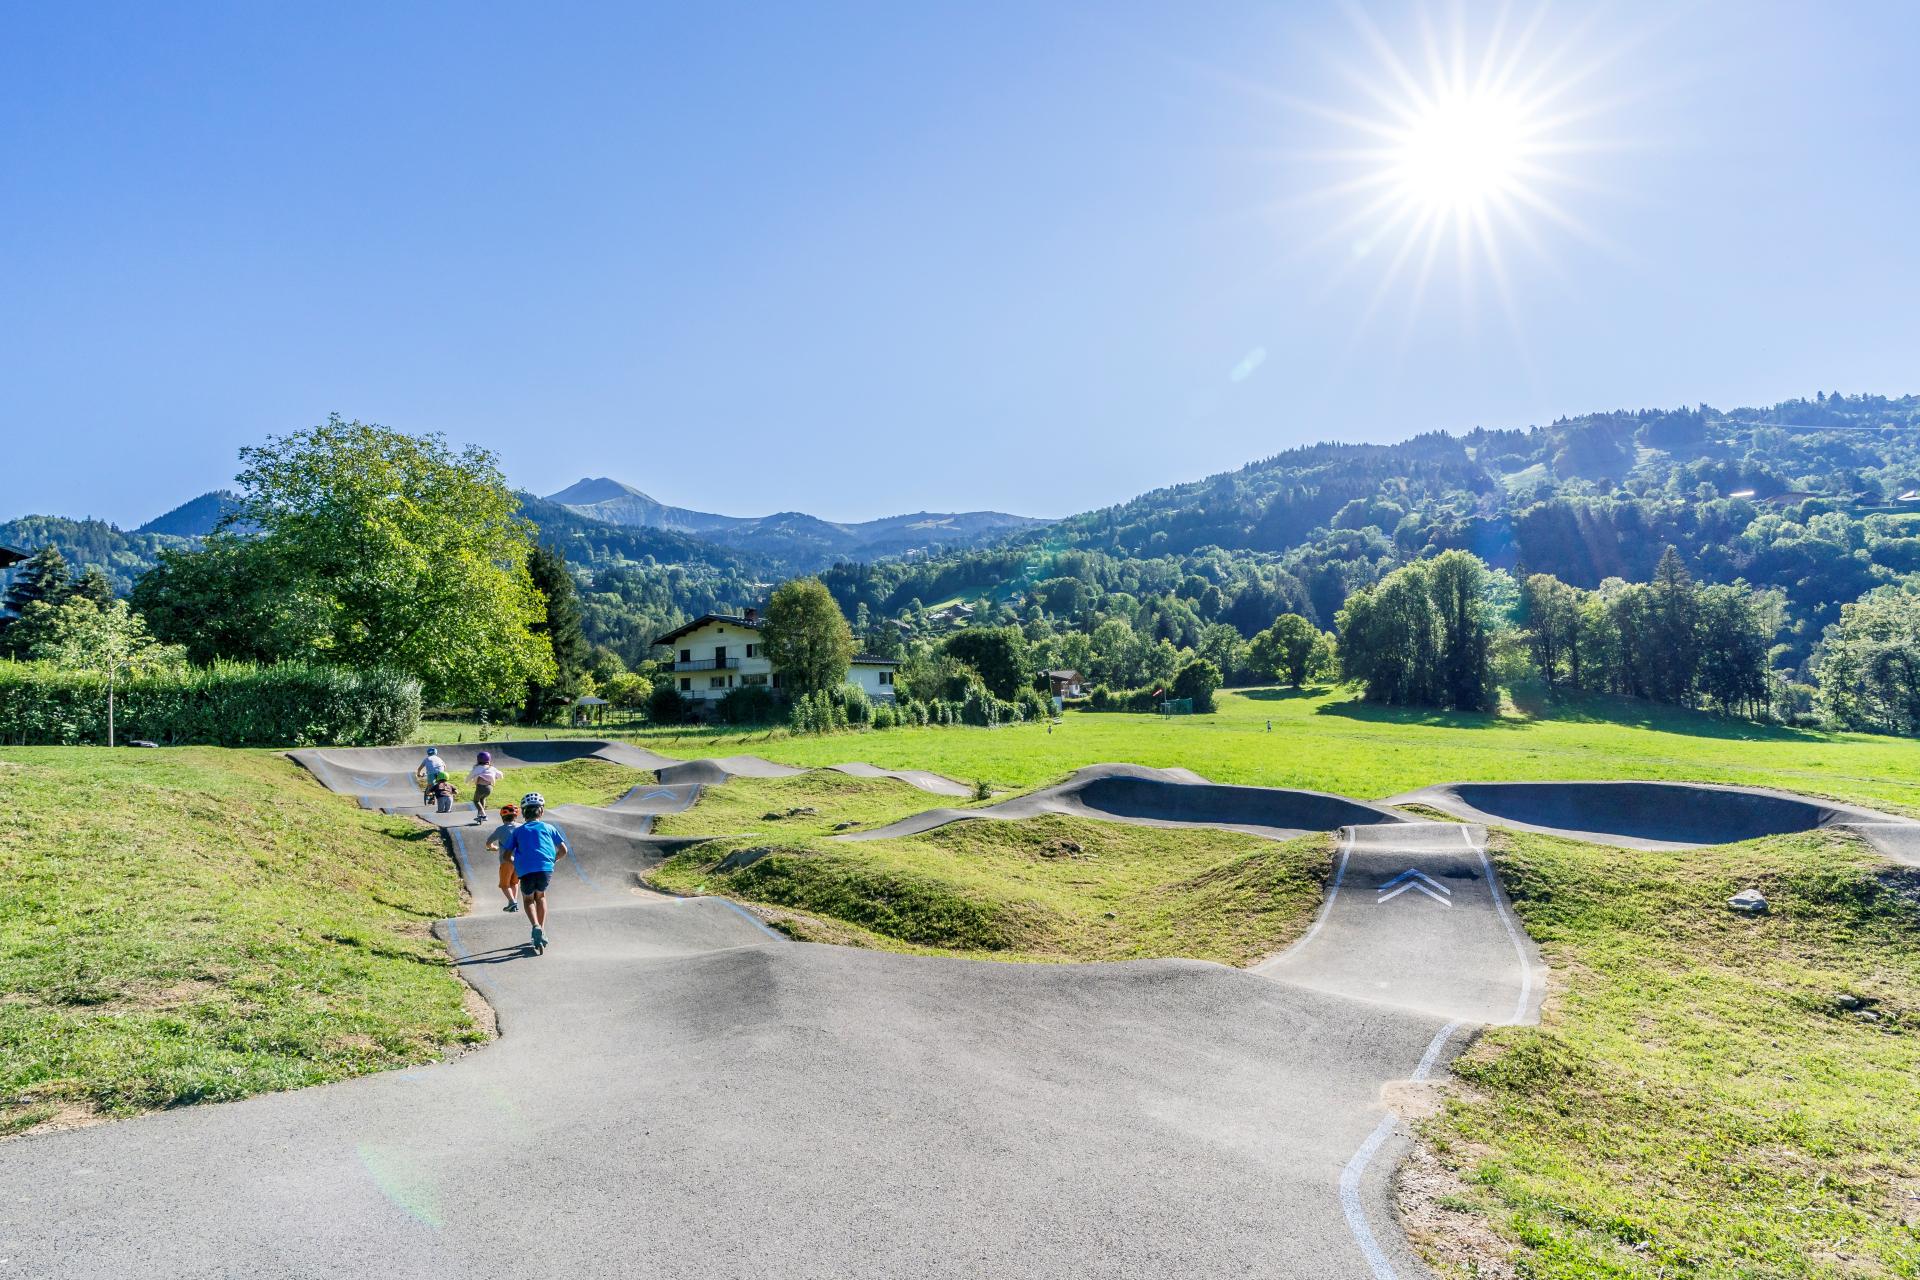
[1281,2,1631,324]
[1389,90,1531,214]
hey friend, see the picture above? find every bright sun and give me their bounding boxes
[1389,91,1531,213]
[1284,2,1624,317]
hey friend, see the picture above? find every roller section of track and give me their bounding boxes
[291,740,972,807]
[1393,780,1920,862]
[846,762,1413,842]
[1257,822,1542,1026]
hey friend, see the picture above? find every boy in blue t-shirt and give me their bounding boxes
[504,793,570,953]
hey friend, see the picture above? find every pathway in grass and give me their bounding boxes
[0,748,483,1137]
[1412,828,1920,1278]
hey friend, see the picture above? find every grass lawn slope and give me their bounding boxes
[648,775,1330,964]
[1414,829,1920,1278]
[0,748,483,1137]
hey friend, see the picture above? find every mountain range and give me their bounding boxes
[544,477,1047,565]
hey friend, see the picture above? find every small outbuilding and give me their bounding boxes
[1046,669,1085,698]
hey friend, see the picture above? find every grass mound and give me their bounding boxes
[651,798,1330,964]
[1415,828,1920,1278]
[649,769,974,839]
[0,748,481,1137]
[492,757,641,808]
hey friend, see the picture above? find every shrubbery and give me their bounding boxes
[0,660,421,747]
[717,684,779,725]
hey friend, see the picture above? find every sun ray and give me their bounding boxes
[1278,0,1645,335]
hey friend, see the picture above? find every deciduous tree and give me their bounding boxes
[760,577,854,698]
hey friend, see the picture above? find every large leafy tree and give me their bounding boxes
[759,577,854,698]
[941,626,1029,699]
[231,415,555,704]
[1249,614,1321,688]
[1336,553,1493,711]
[1813,582,1920,734]
[132,537,322,664]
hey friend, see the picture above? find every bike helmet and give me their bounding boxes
[520,792,545,809]
[425,747,439,756]
[477,751,492,763]
[498,802,519,817]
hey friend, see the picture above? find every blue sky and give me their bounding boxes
[3,1,1915,526]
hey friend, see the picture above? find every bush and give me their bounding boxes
[1171,658,1221,713]
[839,681,872,727]
[647,683,688,725]
[871,702,897,729]
[717,684,778,725]
[960,685,999,727]
[1015,688,1051,723]
[0,660,421,747]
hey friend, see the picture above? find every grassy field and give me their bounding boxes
[1416,828,1920,1278]
[645,774,1330,964]
[0,747,483,1137]
[449,685,1920,816]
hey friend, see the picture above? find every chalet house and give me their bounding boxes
[654,610,900,711]
[1046,669,1085,699]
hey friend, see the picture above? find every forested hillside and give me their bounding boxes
[823,393,1920,671]
[8,392,1918,682]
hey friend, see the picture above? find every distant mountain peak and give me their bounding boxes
[134,490,242,538]
[545,476,653,506]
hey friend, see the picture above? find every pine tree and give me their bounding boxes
[3,545,74,617]
[70,565,116,605]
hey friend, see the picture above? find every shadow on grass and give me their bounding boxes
[1234,686,1328,702]
[1318,686,1829,743]
[1513,685,1828,743]
[1313,698,1525,730]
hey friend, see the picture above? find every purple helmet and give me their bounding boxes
[477,751,492,763]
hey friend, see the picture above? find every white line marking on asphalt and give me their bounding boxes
[1254,826,1353,972]
[1473,833,1537,1025]
[1340,1020,1462,1280]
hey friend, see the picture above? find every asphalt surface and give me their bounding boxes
[1392,779,1920,863]
[0,748,1551,1279]
[15,748,1905,1277]
[847,762,1414,842]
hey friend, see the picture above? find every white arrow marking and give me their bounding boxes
[1379,867,1451,895]
[1378,880,1451,905]
[1377,867,1451,906]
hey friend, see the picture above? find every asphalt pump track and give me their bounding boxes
[6,747,1910,1277]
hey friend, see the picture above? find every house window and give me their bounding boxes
[772,673,781,689]
[879,670,893,685]
[710,676,727,689]
[742,673,768,686]
[680,649,691,663]
[745,644,756,658]
[680,677,690,691]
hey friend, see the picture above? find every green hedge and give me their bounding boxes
[0,661,421,747]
